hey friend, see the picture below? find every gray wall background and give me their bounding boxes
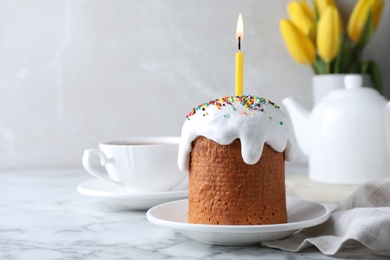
[0,0,389,169]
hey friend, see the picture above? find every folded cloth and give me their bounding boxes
[262,177,390,255]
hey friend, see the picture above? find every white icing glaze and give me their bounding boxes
[178,95,296,172]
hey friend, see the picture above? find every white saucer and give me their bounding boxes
[146,197,331,245]
[77,179,188,210]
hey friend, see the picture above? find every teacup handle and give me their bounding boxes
[82,149,123,186]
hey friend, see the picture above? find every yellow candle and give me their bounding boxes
[235,13,244,96]
[236,51,244,96]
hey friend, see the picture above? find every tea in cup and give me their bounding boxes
[82,137,186,192]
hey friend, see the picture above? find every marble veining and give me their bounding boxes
[1,168,389,259]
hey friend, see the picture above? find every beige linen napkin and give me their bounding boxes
[262,177,390,255]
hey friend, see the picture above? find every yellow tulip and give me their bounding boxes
[300,0,315,21]
[280,19,316,64]
[347,0,385,43]
[314,0,336,16]
[288,1,315,40]
[317,6,342,62]
[371,0,385,29]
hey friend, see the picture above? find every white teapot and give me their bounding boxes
[283,75,390,184]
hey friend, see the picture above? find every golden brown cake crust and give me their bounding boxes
[188,136,286,225]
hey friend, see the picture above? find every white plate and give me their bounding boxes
[147,197,331,245]
[77,179,188,210]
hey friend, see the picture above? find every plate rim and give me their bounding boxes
[77,179,188,199]
[146,197,331,234]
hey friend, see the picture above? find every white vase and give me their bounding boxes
[312,74,372,104]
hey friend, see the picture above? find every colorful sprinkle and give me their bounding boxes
[185,95,280,119]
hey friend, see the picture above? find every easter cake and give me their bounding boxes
[178,95,295,225]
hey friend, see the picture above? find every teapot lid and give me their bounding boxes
[324,75,385,103]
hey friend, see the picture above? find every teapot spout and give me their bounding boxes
[282,97,311,156]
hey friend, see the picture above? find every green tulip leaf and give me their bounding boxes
[334,30,349,73]
[349,46,362,73]
[361,60,382,94]
[313,1,320,31]
[358,11,376,49]
[361,60,370,74]
[313,56,327,74]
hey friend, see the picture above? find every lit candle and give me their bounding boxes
[235,13,244,96]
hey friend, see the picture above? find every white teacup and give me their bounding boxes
[82,137,186,192]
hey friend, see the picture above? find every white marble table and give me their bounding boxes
[1,168,389,259]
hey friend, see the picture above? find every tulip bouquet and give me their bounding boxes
[280,0,385,93]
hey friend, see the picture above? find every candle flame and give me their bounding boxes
[236,13,244,40]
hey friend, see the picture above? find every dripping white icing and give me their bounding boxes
[178,95,296,172]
